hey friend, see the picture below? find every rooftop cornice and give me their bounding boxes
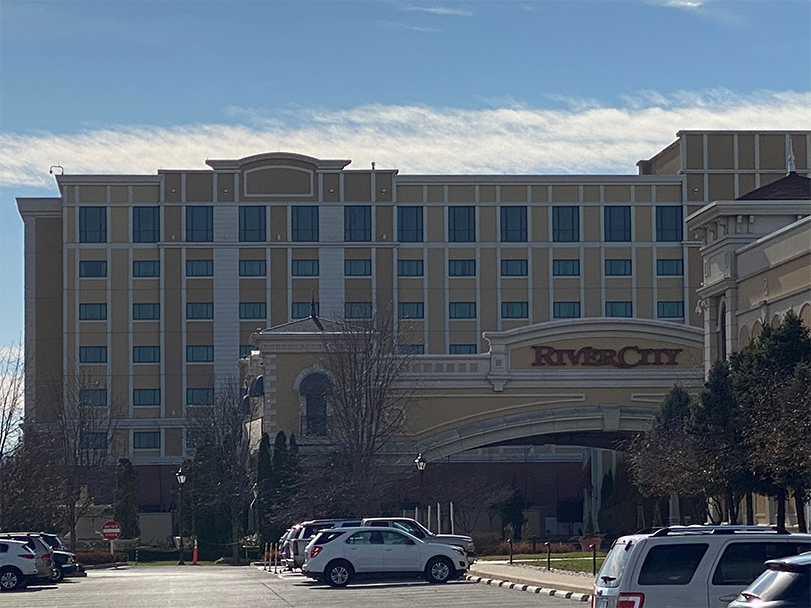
[206,152,351,171]
[396,174,683,184]
[17,197,62,218]
[56,174,160,184]
[686,200,811,228]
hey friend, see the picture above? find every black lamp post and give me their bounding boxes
[176,467,187,565]
[414,453,426,523]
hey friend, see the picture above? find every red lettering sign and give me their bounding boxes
[532,345,681,369]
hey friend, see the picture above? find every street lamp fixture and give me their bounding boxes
[414,453,426,471]
[176,467,186,565]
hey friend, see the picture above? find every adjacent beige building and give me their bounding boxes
[18,130,810,526]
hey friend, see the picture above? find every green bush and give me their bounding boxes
[75,550,128,565]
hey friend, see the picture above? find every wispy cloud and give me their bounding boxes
[401,5,474,17]
[377,20,443,33]
[2,89,809,188]
[645,0,748,27]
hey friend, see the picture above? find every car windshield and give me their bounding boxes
[392,520,430,539]
[744,567,810,602]
[41,534,64,550]
[596,540,634,588]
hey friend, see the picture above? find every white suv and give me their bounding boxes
[302,526,469,587]
[0,539,38,591]
[593,526,811,608]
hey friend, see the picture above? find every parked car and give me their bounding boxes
[360,517,476,563]
[302,526,469,587]
[284,519,361,569]
[0,533,55,584]
[39,533,80,581]
[593,526,811,608]
[0,539,39,591]
[729,551,811,608]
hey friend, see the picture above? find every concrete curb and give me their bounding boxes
[82,562,129,570]
[465,574,591,602]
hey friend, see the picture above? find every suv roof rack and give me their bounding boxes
[650,525,789,537]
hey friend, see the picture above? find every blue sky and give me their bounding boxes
[1,0,810,344]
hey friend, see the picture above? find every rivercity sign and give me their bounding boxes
[531,345,682,369]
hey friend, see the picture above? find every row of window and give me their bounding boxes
[78,204,684,244]
[82,387,217,408]
[80,257,684,281]
[80,302,268,321]
[78,345,216,364]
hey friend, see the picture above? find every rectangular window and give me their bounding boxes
[239,259,267,277]
[133,431,161,450]
[186,302,214,320]
[553,259,580,276]
[657,259,684,276]
[133,260,160,277]
[186,206,213,242]
[79,260,107,278]
[81,432,107,450]
[344,259,372,276]
[398,302,424,319]
[397,259,424,277]
[605,259,632,276]
[553,302,581,318]
[501,259,528,276]
[449,302,476,319]
[449,344,477,354]
[397,206,423,242]
[291,206,319,242]
[552,206,579,242]
[133,303,160,320]
[606,301,633,317]
[132,206,160,243]
[133,346,160,363]
[186,388,214,406]
[658,301,685,318]
[448,259,476,276]
[239,345,253,358]
[501,301,529,319]
[448,206,476,242]
[344,205,372,241]
[292,301,318,319]
[239,206,266,242]
[79,207,107,243]
[639,544,709,586]
[186,259,213,277]
[79,388,107,407]
[291,260,318,276]
[345,302,372,319]
[133,389,160,406]
[79,303,107,320]
[500,206,527,242]
[79,346,107,363]
[656,206,683,242]
[239,302,267,319]
[398,344,425,355]
[186,345,214,362]
[604,206,632,242]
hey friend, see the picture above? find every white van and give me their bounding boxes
[593,526,811,608]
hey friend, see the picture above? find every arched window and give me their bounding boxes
[300,372,331,436]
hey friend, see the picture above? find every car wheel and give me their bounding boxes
[49,567,63,582]
[324,560,352,588]
[425,556,453,584]
[0,567,24,591]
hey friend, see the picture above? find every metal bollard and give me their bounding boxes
[508,538,513,564]
[591,544,597,575]
[545,541,551,571]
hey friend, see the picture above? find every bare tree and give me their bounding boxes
[0,340,25,529]
[52,371,120,551]
[318,303,420,502]
[190,378,253,559]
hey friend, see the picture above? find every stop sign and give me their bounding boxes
[101,521,122,540]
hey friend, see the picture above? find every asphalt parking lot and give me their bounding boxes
[1,565,582,608]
